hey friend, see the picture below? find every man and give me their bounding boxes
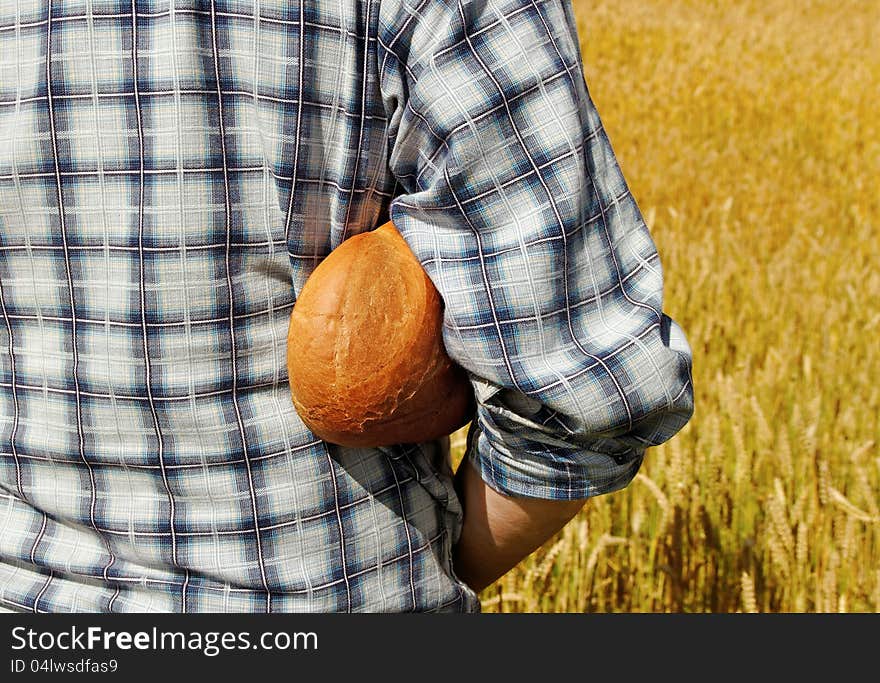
[0,0,693,612]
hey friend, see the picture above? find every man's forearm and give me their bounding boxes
[451,458,588,593]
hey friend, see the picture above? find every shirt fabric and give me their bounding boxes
[0,0,694,613]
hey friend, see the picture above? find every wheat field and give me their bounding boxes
[449,0,880,613]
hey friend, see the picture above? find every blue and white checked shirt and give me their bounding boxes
[0,0,693,613]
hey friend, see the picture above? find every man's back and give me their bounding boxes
[0,0,693,612]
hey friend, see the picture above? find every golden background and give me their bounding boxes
[450,0,880,612]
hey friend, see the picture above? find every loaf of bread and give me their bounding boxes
[287,220,475,447]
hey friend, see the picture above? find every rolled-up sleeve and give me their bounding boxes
[377,0,694,499]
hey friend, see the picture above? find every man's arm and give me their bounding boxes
[452,458,587,592]
[377,0,694,585]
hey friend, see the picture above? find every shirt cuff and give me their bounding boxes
[463,378,646,501]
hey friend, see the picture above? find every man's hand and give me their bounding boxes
[451,458,588,593]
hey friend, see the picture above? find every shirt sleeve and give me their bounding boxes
[376,0,694,500]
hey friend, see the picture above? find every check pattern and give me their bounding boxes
[0,0,693,612]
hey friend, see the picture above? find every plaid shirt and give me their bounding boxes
[0,0,693,613]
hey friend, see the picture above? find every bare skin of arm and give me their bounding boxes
[451,457,588,593]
